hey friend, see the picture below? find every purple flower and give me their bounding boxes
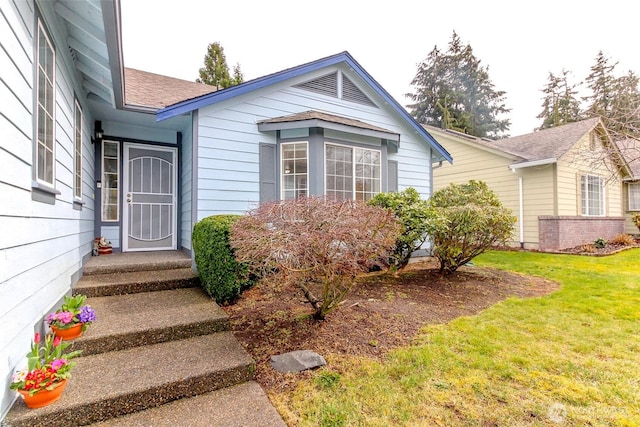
[79,306,96,323]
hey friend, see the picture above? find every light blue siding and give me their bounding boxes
[195,63,433,220]
[180,118,193,250]
[0,1,96,418]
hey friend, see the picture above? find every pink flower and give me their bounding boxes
[34,333,40,343]
[50,359,66,371]
[56,311,74,324]
[53,336,62,347]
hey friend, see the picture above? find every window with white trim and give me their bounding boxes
[581,175,605,216]
[281,142,308,200]
[102,141,119,221]
[325,143,380,201]
[35,19,55,186]
[629,182,640,211]
[73,100,82,200]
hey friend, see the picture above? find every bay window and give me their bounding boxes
[326,143,380,201]
[281,142,308,200]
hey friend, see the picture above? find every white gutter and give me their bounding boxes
[509,157,557,169]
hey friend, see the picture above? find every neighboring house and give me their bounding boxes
[0,0,451,418]
[430,118,630,251]
[619,138,640,235]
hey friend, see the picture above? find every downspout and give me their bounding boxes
[510,166,524,248]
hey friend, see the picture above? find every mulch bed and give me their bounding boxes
[221,258,559,394]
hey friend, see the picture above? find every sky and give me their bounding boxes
[120,0,640,137]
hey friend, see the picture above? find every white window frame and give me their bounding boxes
[280,142,308,200]
[324,142,381,201]
[35,18,56,187]
[628,182,640,211]
[102,141,119,222]
[581,174,606,216]
[73,99,83,201]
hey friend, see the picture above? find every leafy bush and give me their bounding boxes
[426,180,516,275]
[632,213,640,232]
[192,215,254,304]
[594,237,607,249]
[368,187,431,269]
[230,197,400,320]
[609,234,636,246]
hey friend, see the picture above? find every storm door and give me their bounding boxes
[122,143,177,251]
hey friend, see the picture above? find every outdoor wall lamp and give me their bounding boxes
[92,120,103,144]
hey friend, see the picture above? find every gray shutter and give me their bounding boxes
[388,160,398,192]
[260,143,277,202]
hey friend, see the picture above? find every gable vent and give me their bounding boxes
[295,72,338,97]
[342,75,377,107]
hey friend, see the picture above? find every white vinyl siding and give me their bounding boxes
[581,175,605,216]
[73,99,82,200]
[281,142,308,200]
[35,18,55,186]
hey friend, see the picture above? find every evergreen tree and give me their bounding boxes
[407,31,510,139]
[583,51,640,139]
[536,69,582,130]
[196,42,244,89]
[583,51,618,118]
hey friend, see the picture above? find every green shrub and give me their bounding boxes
[192,214,254,304]
[368,187,430,269]
[426,180,516,275]
[594,237,607,249]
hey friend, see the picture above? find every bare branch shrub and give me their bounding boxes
[230,197,400,320]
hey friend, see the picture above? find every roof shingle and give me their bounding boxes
[124,68,217,109]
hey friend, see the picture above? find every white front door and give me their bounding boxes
[122,143,177,252]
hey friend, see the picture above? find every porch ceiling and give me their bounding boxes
[43,0,120,107]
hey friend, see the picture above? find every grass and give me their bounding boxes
[271,249,640,426]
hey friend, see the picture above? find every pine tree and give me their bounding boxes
[407,31,510,139]
[196,42,244,89]
[536,69,582,130]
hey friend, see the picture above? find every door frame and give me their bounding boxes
[122,142,178,252]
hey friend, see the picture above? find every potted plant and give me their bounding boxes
[10,333,82,408]
[46,294,96,340]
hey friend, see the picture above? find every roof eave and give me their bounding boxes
[509,157,557,169]
[101,0,125,108]
[258,119,400,142]
[156,51,452,163]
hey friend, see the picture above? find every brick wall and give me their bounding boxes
[538,216,625,251]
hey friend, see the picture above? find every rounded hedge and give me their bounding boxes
[192,214,254,304]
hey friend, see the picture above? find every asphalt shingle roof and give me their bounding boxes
[124,68,217,109]
[258,110,398,135]
[484,117,601,162]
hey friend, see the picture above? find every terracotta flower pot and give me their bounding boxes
[51,323,83,340]
[18,379,67,409]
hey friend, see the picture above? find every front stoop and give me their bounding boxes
[3,256,287,427]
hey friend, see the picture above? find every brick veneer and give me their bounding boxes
[538,216,625,251]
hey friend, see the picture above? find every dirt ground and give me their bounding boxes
[222,257,560,394]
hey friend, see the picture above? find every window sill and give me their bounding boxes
[32,181,61,195]
[73,199,85,211]
[32,181,61,204]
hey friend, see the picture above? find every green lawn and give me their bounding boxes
[273,249,640,426]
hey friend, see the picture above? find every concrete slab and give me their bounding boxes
[89,381,287,427]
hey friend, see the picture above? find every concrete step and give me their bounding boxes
[65,288,229,356]
[82,251,192,276]
[73,268,199,298]
[3,333,256,427]
[87,381,287,427]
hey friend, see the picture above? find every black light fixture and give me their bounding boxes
[92,120,103,144]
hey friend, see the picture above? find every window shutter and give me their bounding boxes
[260,143,277,202]
[388,160,398,192]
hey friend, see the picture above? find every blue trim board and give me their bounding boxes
[156,51,452,163]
